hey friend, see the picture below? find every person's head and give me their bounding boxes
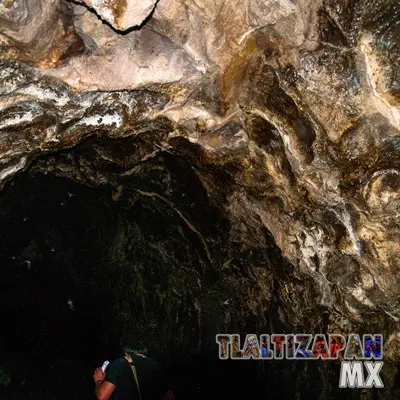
[120,329,148,357]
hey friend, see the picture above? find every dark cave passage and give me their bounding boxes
[0,140,369,400]
[0,150,214,398]
[3,0,400,397]
[0,171,126,397]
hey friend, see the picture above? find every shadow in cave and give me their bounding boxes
[0,145,227,399]
[0,172,122,399]
[0,137,369,400]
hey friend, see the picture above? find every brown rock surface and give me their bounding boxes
[0,0,400,398]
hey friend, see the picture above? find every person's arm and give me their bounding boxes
[164,390,175,400]
[95,381,116,400]
[93,367,116,400]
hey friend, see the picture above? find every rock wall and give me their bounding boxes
[0,0,400,397]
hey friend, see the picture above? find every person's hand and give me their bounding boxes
[93,367,105,384]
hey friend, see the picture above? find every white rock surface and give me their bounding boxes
[81,0,158,31]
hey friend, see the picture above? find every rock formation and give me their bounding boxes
[0,0,399,398]
[79,0,158,31]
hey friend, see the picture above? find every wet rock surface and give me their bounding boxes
[0,0,400,399]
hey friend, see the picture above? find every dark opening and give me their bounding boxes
[0,141,355,400]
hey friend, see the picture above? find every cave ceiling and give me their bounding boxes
[1,0,400,392]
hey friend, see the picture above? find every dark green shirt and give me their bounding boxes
[105,356,169,400]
